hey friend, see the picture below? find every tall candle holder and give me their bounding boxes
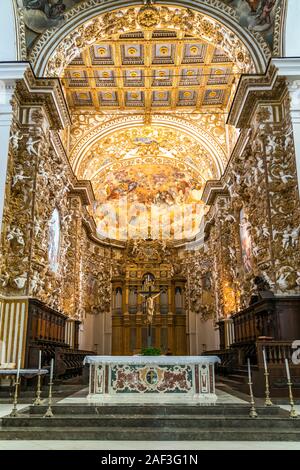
[285,358,298,419]
[10,358,21,417]
[247,358,258,419]
[10,376,20,417]
[33,372,44,406]
[33,350,44,406]
[287,379,298,419]
[262,348,273,407]
[43,359,54,418]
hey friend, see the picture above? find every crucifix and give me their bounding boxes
[139,280,160,347]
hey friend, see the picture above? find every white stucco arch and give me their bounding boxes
[0,0,19,61]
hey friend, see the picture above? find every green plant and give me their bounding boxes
[141,347,161,356]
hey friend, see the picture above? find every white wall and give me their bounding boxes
[79,314,95,352]
[0,1,18,61]
[195,317,219,354]
[79,312,112,354]
[284,0,300,57]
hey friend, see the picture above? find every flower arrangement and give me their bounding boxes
[141,347,161,356]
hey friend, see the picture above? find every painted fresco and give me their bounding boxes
[93,163,206,241]
[223,0,281,47]
[19,0,281,51]
[19,1,74,33]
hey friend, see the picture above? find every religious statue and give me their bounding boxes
[144,292,160,324]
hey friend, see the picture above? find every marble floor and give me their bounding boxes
[56,386,248,405]
[0,440,299,450]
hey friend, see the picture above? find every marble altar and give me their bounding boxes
[84,356,220,404]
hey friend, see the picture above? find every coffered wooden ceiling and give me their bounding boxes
[62,30,237,113]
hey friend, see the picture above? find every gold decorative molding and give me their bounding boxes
[42,6,253,78]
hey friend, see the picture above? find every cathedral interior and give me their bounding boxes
[1,0,300,408]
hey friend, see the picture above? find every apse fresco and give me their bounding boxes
[93,163,206,241]
[78,125,216,241]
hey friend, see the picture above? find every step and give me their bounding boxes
[0,426,300,441]
[25,404,284,417]
[2,415,299,430]
[227,374,247,384]
[218,377,245,388]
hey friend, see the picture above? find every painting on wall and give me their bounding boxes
[92,163,206,241]
[239,208,252,273]
[18,0,84,41]
[48,208,61,273]
[18,0,282,52]
[223,0,281,48]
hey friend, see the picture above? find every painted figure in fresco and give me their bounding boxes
[256,0,276,25]
[24,0,66,19]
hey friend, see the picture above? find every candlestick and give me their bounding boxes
[247,358,251,382]
[262,348,267,371]
[33,351,44,406]
[10,368,21,417]
[44,359,54,418]
[285,358,298,419]
[262,348,273,406]
[50,358,54,382]
[38,350,41,372]
[285,358,291,382]
[247,358,258,418]
[16,358,21,382]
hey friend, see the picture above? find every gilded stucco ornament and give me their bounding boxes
[137,4,160,28]
[45,6,253,77]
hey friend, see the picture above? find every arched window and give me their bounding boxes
[48,208,61,273]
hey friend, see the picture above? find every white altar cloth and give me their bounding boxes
[84,355,220,366]
[84,356,220,404]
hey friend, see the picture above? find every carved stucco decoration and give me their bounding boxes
[43,6,254,78]
[205,102,300,315]
[80,238,112,315]
[69,112,230,175]
[181,249,215,322]
[0,92,113,318]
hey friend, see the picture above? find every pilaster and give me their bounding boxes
[0,62,29,229]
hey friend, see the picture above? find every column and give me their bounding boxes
[224,317,235,349]
[272,58,300,198]
[0,63,28,229]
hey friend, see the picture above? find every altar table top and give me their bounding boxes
[83,355,221,366]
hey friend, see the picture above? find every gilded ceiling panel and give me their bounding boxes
[62,31,237,113]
